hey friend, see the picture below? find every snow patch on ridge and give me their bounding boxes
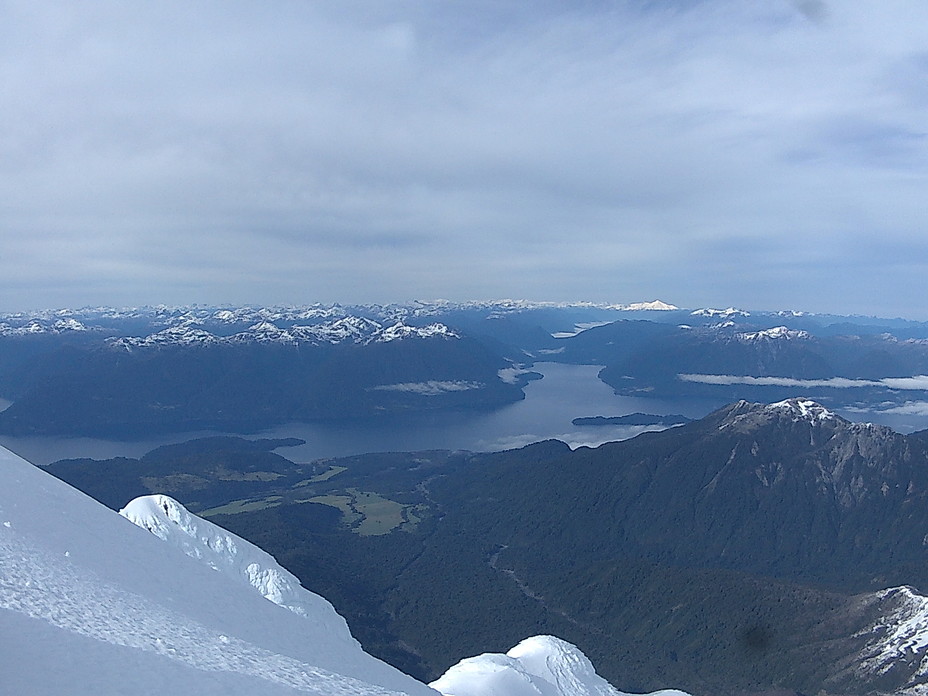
[717,398,845,432]
[691,307,749,318]
[618,300,678,311]
[106,318,458,348]
[857,586,928,687]
[737,326,809,342]
[430,635,689,696]
[767,398,836,422]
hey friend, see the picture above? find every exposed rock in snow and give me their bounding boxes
[291,316,383,344]
[231,321,300,345]
[377,322,458,342]
[736,326,810,342]
[766,397,837,422]
[827,585,928,695]
[858,586,928,683]
[108,325,221,348]
[691,307,750,318]
[102,317,458,348]
[0,317,92,336]
[52,318,88,332]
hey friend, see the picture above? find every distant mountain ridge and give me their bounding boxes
[0,299,681,337]
[107,318,458,348]
[0,322,525,437]
[4,300,928,437]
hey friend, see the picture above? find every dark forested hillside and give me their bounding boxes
[0,336,524,436]
[43,401,928,695]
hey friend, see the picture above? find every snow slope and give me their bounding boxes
[0,445,437,696]
[855,586,928,692]
[119,494,353,635]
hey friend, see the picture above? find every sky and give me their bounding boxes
[2,0,927,318]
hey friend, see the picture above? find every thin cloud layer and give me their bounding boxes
[679,374,928,390]
[2,1,927,316]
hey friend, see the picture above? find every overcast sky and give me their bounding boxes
[2,0,927,318]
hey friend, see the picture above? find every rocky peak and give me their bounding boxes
[709,399,921,509]
[718,398,845,432]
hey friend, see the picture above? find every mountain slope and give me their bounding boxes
[440,399,928,592]
[0,444,438,696]
[2,445,684,696]
[232,400,928,695]
[37,404,928,694]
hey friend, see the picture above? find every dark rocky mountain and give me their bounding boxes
[42,400,928,695]
[584,324,928,408]
[450,399,928,591]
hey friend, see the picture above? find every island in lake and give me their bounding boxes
[571,413,692,427]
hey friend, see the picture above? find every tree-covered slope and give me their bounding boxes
[42,404,928,695]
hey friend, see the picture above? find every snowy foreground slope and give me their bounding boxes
[118,494,345,628]
[0,445,435,696]
[0,445,685,696]
[429,635,688,696]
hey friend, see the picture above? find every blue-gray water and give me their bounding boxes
[0,363,924,466]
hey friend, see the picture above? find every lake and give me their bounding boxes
[0,364,719,465]
[0,362,924,466]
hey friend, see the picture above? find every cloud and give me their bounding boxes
[678,374,928,390]
[473,425,665,453]
[2,1,928,316]
[791,0,829,23]
[371,381,484,396]
[881,401,928,416]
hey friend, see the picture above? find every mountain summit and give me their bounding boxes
[720,397,840,427]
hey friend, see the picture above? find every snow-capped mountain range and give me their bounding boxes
[735,326,810,342]
[0,444,687,696]
[3,300,924,352]
[0,300,681,341]
[106,318,458,349]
